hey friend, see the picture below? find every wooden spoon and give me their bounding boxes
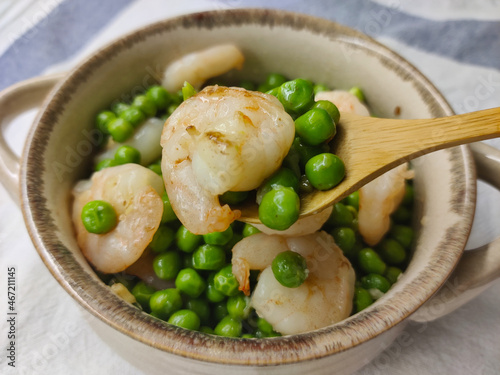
[239,107,500,224]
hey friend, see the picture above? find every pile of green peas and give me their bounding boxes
[92,73,347,232]
[103,211,283,337]
[87,73,413,336]
[324,182,415,313]
[254,74,346,231]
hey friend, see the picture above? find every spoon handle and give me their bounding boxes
[335,107,500,184]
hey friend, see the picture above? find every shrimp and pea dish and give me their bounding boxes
[72,44,414,337]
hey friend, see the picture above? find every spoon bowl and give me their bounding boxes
[239,106,500,223]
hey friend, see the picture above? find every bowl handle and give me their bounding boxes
[0,73,64,205]
[410,142,500,322]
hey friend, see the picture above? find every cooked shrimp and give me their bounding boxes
[161,85,295,234]
[358,164,414,246]
[232,231,355,335]
[72,164,164,273]
[251,206,333,237]
[95,117,164,167]
[315,90,370,116]
[162,44,244,92]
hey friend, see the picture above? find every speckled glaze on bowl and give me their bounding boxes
[2,8,498,375]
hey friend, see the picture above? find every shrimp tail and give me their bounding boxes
[232,257,251,296]
[207,204,241,233]
[164,159,239,235]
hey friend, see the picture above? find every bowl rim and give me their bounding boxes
[20,8,476,366]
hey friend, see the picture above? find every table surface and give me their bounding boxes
[0,1,499,374]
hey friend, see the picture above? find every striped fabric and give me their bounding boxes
[0,1,498,374]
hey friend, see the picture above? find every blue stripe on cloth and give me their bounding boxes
[0,0,135,91]
[232,0,500,70]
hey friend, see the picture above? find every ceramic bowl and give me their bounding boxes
[1,9,500,375]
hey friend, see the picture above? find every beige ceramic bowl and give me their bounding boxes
[1,9,500,375]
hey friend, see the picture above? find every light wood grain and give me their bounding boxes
[240,107,500,223]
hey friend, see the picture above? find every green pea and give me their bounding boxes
[150,226,175,253]
[114,145,141,165]
[295,108,336,146]
[161,192,177,223]
[146,85,171,110]
[132,95,157,117]
[377,238,406,265]
[265,87,280,97]
[227,293,251,319]
[200,326,215,334]
[214,316,242,337]
[257,330,281,338]
[354,286,373,313]
[292,137,330,168]
[224,232,243,253]
[107,118,134,142]
[81,200,117,234]
[192,244,226,271]
[205,273,226,303]
[311,100,340,124]
[278,79,314,115]
[331,227,357,257]
[402,183,414,206]
[327,203,355,227]
[96,110,116,134]
[119,106,146,127]
[258,187,300,231]
[168,309,200,330]
[239,81,255,91]
[171,90,183,104]
[267,168,301,192]
[219,191,249,205]
[95,158,117,171]
[175,225,202,253]
[175,268,206,298]
[256,318,274,334]
[183,253,194,269]
[131,281,156,312]
[349,86,365,102]
[111,102,130,116]
[282,142,301,177]
[313,83,329,94]
[358,248,387,275]
[271,251,308,288]
[213,265,240,297]
[343,191,360,210]
[149,288,182,320]
[203,226,233,246]
[305,153,345,190]
[212,301,229,322]
[390,225,414,249]
[185,298,211,325]
[257,83,273,93]
[385,266,403,284]
[148,163,162,175]
[167,104,179,115]
[242,224,261,237]
[298,174,314,194]
[257,167,299,204]
[241,333,256,339]
[265,73,287,89]
[392,206,411,224]
[153,251,182,280]
[361,274,391,294]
